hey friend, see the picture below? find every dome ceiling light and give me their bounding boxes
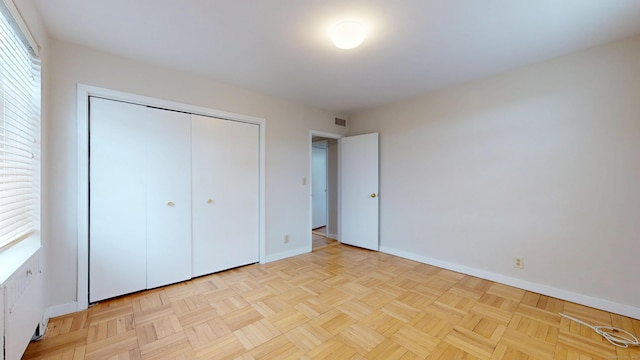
[331,20,367,50]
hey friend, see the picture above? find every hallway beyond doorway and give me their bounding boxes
[312,226,337,251]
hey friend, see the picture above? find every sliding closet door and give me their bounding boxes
[89,97,148,302]
[191,115,259,277]
[146,108,192,289]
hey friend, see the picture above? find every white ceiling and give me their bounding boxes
[35,0,640,114]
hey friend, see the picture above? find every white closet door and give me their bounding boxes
[146,108,192,289]
[89,97,148,303]
[191,115,259,277]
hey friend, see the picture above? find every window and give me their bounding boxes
[0,2,41,251]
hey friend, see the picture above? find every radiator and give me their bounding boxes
[2,249,43,360]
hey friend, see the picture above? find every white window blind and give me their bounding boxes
[0,3,40,250]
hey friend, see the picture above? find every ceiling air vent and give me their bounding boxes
[334,117,347,127]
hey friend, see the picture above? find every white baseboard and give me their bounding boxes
[380,246,640,320]
[39,302,78,339]
[328,233,339,241]
[265,247,309,263]
[44,301,78,323]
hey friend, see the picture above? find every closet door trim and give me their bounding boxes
[76,84,266,311]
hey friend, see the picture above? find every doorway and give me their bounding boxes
[310,132,340,251]
[308,131,380,252]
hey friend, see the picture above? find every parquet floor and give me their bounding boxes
[24,244,640,359]
[312,227,337,251]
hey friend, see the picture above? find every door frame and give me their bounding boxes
[308,131,343,252]
[77,84,266,311]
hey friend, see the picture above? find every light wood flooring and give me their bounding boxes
[24,244,640,359]
[312,227,337,251]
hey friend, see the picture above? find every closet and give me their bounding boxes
[89,97,259,303]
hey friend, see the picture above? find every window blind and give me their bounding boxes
[0,3,40,250]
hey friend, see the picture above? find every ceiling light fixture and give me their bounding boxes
[331,20,367,50]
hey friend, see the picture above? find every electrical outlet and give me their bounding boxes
[284,234,289,244]
[513,256,524,269]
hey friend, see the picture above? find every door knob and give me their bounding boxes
[370,193,377,198]
[167,201,175,206]
[207,199,214,204]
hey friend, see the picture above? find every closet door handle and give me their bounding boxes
[167,201,175,207]
[207,199,214,204]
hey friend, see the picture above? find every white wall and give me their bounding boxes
[45,39,347,312]
[349,35,640,318]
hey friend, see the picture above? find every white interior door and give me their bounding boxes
[145,107,192,289]
[191,115,259,277]
[89,97,148,302]
[341,133,379,251]
[312,144,327,229]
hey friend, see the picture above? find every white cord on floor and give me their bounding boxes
[559,312,640,348]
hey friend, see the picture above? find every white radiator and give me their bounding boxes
[2,249,43,360]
